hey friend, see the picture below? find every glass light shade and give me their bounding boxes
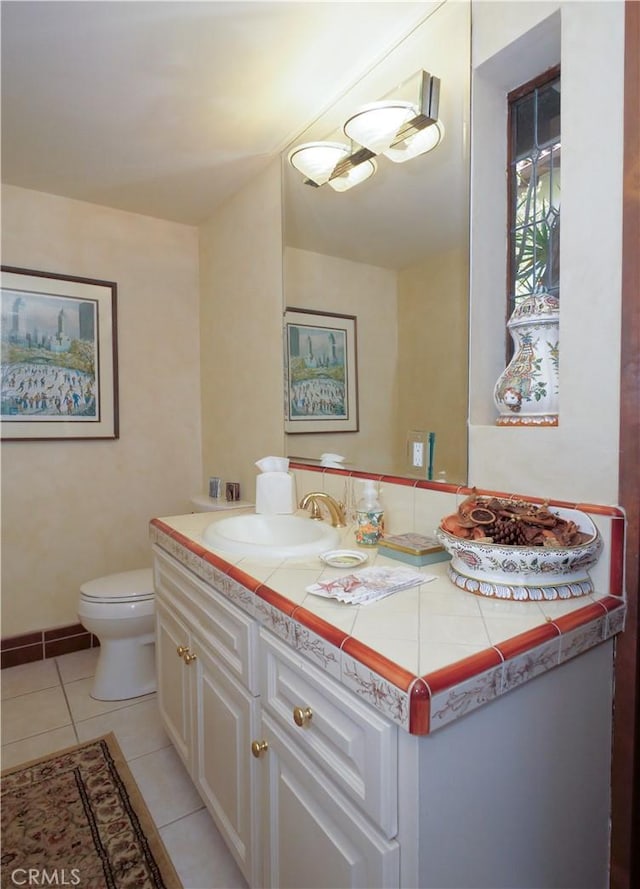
[343,101,417,154]
[327,157,377,192]
[384,120,444,163]
[288,141,350,187]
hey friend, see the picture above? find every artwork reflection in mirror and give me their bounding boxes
[284,308,358,434]
[283,0,470,484]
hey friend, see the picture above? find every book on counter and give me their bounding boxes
[377,532,451,567]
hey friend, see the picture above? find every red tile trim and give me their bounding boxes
[495,623,560,661]
[423,647,504,696]
[1,623,99,669]
[1,631,42,650]
[226,564,263,593]
[350,470,384,481]
[179,539,209,560]
[595,596,627,614]
[575,503,626,517]
[1,644,44,669]
[45,634,92,659]
[290,606,350,650]
[155,525,230,571]
[168,530,210,560]
[609,515,626,597]
[468,487,575,507]
[380,475,417,488]
[409,678,431,735]
[44,623,87,642]
[341,636,415,692]
[150,517,177,535]
[201,550,234,573]
[255,584,298,617]
[551,602,609,634]
[415,479,473,494]
[289,463,324,474]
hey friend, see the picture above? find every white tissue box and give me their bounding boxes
[255,472,297,515]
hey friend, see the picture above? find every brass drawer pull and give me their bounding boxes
[176,645,189,658]
[183,651,197,665]
[251,740,269,758]
[293,706,313,727]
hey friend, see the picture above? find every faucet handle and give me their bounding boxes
[307,500,323,520]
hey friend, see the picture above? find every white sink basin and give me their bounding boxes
[202,513,341,559]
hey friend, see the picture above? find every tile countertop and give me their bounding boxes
[149,509,626,736]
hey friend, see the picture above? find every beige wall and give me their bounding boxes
[1,185,202,636]
[468,1,624,504]
[284,246,399,473]
[397,246,469,483]
[199,161,284,502]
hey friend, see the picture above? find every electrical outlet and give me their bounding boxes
[407,430,428,473]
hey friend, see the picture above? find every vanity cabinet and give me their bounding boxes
[153,548,261,886]
[152,541,615,889]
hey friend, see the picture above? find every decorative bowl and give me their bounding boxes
[435,507,602,601]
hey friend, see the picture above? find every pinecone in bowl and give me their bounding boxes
[440,493,592,548]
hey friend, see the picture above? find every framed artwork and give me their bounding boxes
[284,307,358,434]
[1,266,119,440]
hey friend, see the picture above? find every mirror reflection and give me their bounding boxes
[283,0,470,484]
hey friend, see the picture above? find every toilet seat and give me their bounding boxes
[80,568,154,605]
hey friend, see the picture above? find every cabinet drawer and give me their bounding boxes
[153,547,258,694]
[260,629,398,838]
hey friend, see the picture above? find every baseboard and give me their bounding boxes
[1,623,99,669]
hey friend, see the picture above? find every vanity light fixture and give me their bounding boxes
[287,141,377,192]
[287,70,442,191]
[344,70,442,163]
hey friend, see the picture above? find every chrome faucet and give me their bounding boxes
[299,492,347,528]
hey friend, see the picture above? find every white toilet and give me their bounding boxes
[77,567,156,701]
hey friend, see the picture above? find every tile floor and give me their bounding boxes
[1,648,248,889]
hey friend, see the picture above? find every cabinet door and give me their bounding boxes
[261,631,398,837]
[191,637,261,888]
[155,600,192,768]
[260,712,399,889]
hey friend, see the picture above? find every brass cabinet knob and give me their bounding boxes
[176,645,189,658]
[251,740,269,758]
[293,706,313,727]
[183,651,197,665]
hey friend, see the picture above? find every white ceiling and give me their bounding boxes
[1,1,440,226]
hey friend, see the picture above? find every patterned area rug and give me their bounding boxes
[1,733,182,889]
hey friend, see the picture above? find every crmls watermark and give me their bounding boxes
[10,869,81,886]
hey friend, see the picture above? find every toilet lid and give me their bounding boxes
[80,568,154,603]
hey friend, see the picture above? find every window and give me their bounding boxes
[508,68,561,318]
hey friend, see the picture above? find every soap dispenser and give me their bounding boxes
[355,480,384,546]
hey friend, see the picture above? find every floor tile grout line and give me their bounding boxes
[0,683,61,702]
[53,656,81,744]
[1,721,74,752]
[154,803,208,832]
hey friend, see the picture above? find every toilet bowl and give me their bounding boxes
[78,568,156,701]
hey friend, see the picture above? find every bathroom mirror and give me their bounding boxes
[282,0,470,483]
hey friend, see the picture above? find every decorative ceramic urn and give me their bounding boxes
[494,292,559,426]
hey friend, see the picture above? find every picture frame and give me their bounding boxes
[284,307,358,434]
[1,266,119,441]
